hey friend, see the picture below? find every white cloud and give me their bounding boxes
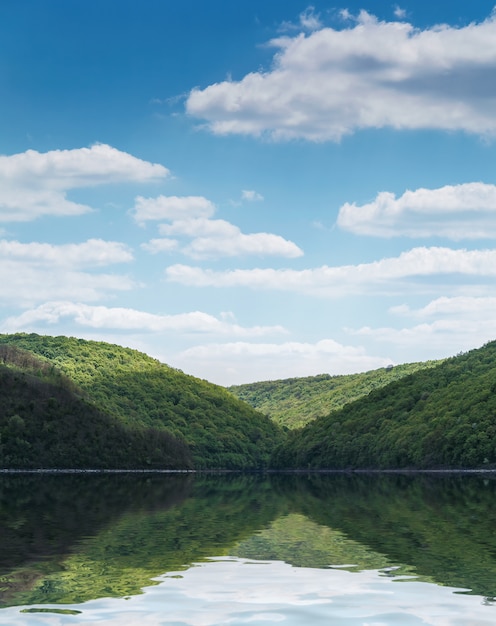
[156,218,303,259]
[165,247,496,296]
[0,239,135,305]
[350,318,496,356]
[136,196,303,259]
[337,182,496,239]
[241,189,264,202]
[0,238,133,267]
[186,11,496,141]
[391,296,496,318]
[1,302,287,337]
[142,238,179,254]
[132,195,215,225]
[0,264,135,306]
[174,339,390,385]
[348,294,496,362]
[339,9,353,21]
[0,144,169,222]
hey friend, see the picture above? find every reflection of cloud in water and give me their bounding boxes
[2,558,494,625]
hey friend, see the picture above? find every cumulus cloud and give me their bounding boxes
[174,339,390,385]
[186,10,496,141]
[158,218,302,259]
[135,195,303,259]
[337,182,496,239]
[132,195,215,225]
[0,144,169,222]
[165,247,496,296]
[1,301,286,337]
[0,239,135,305]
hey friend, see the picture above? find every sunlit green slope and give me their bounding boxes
[271,341,496,469]
[0,334,283,469]
[229,360,442,429]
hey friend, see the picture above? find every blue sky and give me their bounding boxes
[2,0,496,385]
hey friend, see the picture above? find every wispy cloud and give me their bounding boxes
[279,6,323,33]
[337,182,496,239]
[187,10,496,141]
[393,5,407,19]
[0,144,169,222]
[241,189,264,202]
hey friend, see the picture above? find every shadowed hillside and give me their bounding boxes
[0,345,192,469]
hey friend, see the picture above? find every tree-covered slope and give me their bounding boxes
[271,341,496,469]
[0,345,191,469]
[229,361,442,429]
[0,334,283,469]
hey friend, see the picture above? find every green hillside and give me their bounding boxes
[0,334,283,469]
[271,341,496,469]
[0,344,191,469]
[229,360,442,429]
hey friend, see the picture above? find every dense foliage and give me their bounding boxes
[229,361,441,429]
[271,341,496,469]
[0,345,192,469]
[0,334,283,469]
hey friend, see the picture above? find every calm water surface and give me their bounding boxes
[0,472,495,625]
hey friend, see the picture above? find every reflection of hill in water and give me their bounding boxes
[275,473,496,598]
[233,512,401,573]
[0,474,285,607]
[2,473,496,607]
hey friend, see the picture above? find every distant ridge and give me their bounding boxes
[229,360,442,429]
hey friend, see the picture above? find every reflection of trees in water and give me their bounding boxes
[2,473,496,607]
[0,473,193,605]
[274,473,496,598]
[0,473,284,607]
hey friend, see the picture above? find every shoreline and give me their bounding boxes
[2,467,496,475]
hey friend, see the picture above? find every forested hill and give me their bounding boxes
[0,334,283,470]
[0,345,192,469]
[271,341,496,470]
[229,360,442,429]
